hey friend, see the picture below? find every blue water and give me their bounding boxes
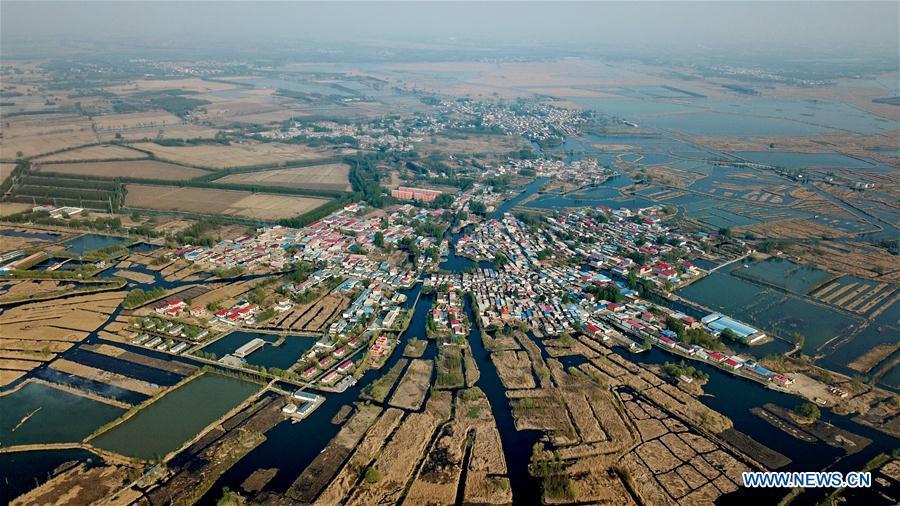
[0,229,60,241]
[0,449,101,504]
[647,111,833,137]
[734,151,874,169]
[64,234,128,255]
[198,331,318,370]
[65,348,185,386]
[678,271,861,355]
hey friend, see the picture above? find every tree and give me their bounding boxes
[374,231,384,248]
[469,200,487,215]
[720,328,741,343]
[718,227,732,238]
[794,402,821,421]
[790,332,805,349]
[432,193,455,209]
[665,316,685,338]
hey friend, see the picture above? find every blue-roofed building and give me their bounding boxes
[701,313,766,344]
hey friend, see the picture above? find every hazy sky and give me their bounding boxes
[2,2,898,60]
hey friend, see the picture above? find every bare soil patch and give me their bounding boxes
[214,162,351,192]
[125,184,331,220]
[38,160,210,180]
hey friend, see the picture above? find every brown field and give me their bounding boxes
[34,144,148,162]
[0,202,32,217]
[315,408,406,505]
[130,141,340,169]
[1,114,98,158]
[0,280,86,303]
[125,184,331,220]
[11,463,133,506]
[0,162,16,180]
[0,292,125,385]
[388,359,434,411]
[96,124,223,143]
[104,78,240,95]
[214,162,351,191]
[91,110,183,131]
[37,160,210,180]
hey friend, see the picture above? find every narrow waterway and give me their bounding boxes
[462,296,543,503]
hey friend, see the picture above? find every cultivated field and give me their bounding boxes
[34,144,148,162]
[1,162,16,181]
[130,141,339,169]
[104,78,239,95]
[214,162,351,191]
[37,160,210,180]
[124,184,331,220]
[95,124,223,143]
[1,114,98,158]
[91,110,183,131]
[0,202,33,217]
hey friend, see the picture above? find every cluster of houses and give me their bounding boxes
[440,98,591,141]
[178,204,439,291]
[213,301,260,326]
[129,315,206,353]
[426,269,581,335]
[444,207,801,390]
[585,299,791,387]
[430,286,468,338]
[502,157,611,185]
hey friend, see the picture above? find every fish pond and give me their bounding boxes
[64,234,129,255]
[677,271,861,355]
[0,381,124,447]
[733,151,874,169]
[197,331,318,370]
[0,229,60,241]
[90,373,260,459]
[730,258,835,295]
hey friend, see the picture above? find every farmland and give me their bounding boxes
[124,184,332,220]
[213,162,351,191]
[90,110,183,131]
[36,160,211,180]
[130,141,341,169]
[95,124,223,143]
[0,114,98,159]
[34,144,148,162]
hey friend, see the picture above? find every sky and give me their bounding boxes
[2,1,898,60]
